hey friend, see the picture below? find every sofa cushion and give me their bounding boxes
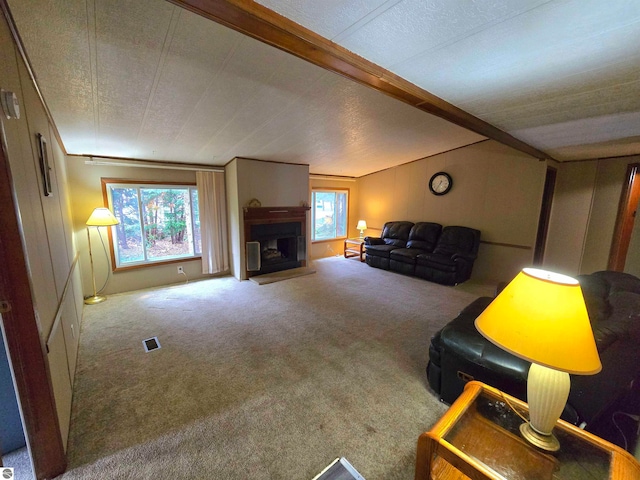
[390,223,443,265]
[433,226,480,257]
[390,248,424,264]
[380,221,413,248]
[594,270,640,295]
[406,222,442,251]
[577,273,611,326]
[595,291,640,348]
[365,254,391,270]
[416,254,457,271]
[365,244,399,258]
[389,259,416,275]
[379,221,414,247]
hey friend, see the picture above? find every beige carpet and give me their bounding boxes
[58,257,486,479]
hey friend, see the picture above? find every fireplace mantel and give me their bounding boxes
[243,206,310,224]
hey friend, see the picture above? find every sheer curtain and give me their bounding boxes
[196,171,229,274]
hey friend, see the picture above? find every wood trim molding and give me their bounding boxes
[0,123,66,478]
[533,166,557,265]
[46,252,79,346]
[168,0,550,161]
[480,240,532,250]
[77,154,225,172]
[609,163,640,271]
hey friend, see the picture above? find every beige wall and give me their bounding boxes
[309,177,359,260]
[1,18,81,450]
[65,158,210,295]
[225,160,241,279]
[581,157,634,274]
[356,140,546,283]
[225,158,309,280]
[544,161,598,276]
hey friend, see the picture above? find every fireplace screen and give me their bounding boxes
[249,221,303,275]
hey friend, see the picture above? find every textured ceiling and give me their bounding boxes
[257,0,640,162]
[6,0,640,177]
[5,0,484,177]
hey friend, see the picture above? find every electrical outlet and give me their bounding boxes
[177,266,184,274]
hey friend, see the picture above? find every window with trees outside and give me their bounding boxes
[103,179,201,269]
[312,189,348,241]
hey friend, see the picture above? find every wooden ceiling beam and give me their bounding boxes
[168,0,551,161]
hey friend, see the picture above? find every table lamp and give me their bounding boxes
[474,268,601,451]
[356,220,367,239]
[85,207,119,305]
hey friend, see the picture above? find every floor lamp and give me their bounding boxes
[475,268,601,451]
[85,207,119,305]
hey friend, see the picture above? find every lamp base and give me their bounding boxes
[84,295,107,305]
[519,422,560,452]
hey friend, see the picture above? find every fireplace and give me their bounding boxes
[243,207,310,277]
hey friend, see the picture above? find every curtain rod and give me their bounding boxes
[83,157,224,172]
[83,158,358,179]
[309,174,356,182]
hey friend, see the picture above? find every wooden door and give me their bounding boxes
[533,167,557,265]
[609,164,640,271]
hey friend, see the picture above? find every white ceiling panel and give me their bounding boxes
[336,0,552,69]
[513,111,640,150]
[136,9,243,153]
[547,137,640,162]
[257,0,640,162]
[253,0,393,41]
[7,0,486,176]
[7,0,640,173]
[391,1,640,100]
[94,0,175,152]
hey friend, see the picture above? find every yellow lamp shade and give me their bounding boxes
[86,207,119,226]
[356,220,367,231]
[475,268,601,375]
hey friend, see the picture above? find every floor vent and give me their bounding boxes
[142,337,161,352]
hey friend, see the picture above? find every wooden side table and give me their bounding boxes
[415,381,640,480]
[344,238,365,262]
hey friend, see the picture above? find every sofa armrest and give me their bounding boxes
[364,236,384,246]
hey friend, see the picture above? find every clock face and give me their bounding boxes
[429,172,453,195]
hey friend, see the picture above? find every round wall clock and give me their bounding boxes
[429,171,453,196]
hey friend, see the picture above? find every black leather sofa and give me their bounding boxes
[427,270,640,434]
[364,221,480,285]
[364,221,416,270]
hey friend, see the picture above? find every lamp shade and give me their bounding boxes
[86,207,119,226]
[475,268,601,375]
[356,220,367,231]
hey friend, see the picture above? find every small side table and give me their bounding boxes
[415,381,640,480]
[344,238,365,262]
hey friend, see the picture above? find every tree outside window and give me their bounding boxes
[312,189,348,241]
[105,180,200,269]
